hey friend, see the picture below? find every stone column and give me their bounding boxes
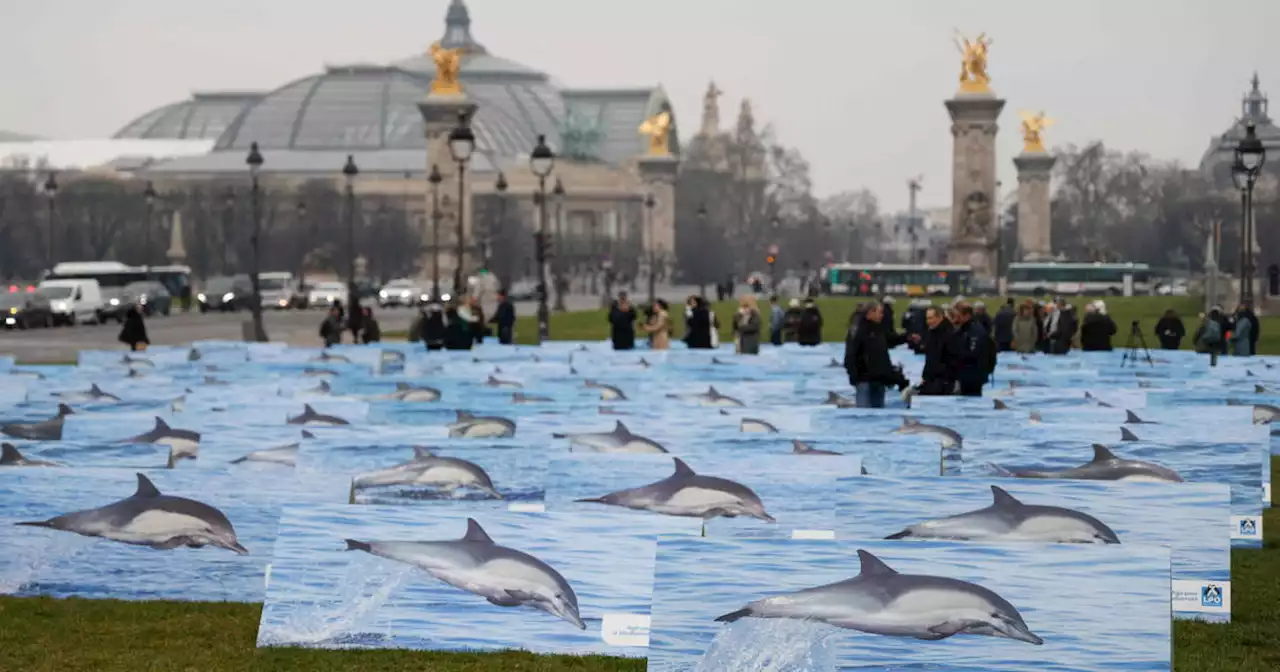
[166,210,187,264]
[637,155,680,271]
[945,94,1005,279]
[1013,151,1055,260]
[417,93,477,285]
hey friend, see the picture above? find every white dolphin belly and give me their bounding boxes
[107,510,213,544]
[654,487,743,515]
[156,437,200,458]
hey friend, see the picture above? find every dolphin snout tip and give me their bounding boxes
[229,542,250,555]
[1021,631,1045,646]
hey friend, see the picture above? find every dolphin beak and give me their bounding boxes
[567,612,586,630]
[1003,623,1044,645]
[756,512,777,523]
[227,541,250,555]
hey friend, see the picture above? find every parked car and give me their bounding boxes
[2,290,54,330]
[37,279,103,325]
[378,278,422,308]
[99,286,132,323]
[420,281,456,303]
[123,281,172,316]
[258,272,299,310]
[307,281,348,309]
[197,275,253,312]
[506,278,538,301]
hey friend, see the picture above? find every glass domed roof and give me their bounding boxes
[114,92,262,141]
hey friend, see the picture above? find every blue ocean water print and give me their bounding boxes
[649,537,1172,672]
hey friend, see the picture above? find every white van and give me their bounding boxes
[258,272,298,309]
[38,279,104,325]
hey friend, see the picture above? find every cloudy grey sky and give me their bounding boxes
[2,0,1278,210]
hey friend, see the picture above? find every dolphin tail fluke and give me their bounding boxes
[15,520,55,528]
[715,608,752,623]
[344,539,372,553]
[884,530,911,540]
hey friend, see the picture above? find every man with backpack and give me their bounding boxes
[1194,307,1226,366]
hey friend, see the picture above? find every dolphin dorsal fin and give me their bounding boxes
[856,549,898,576]
[462,518,493,543]
[826,391,839,403]
[412,446,436,459]
[1119,427,1139,442]
[1091,444,1119,462]
[396,383,410,391]
[154,417,170,431]
[319,380,331,392]
[302,404,317,415]
[720,409,730,416]
[487,375,498,383]
[1029,411,1042,422]
[792,440,810,453]
[614,421,630,435]
[301,430,316,439]
[1256,384,1267,394]
[57,403,74,416]
[90,384,104,394]
[990,485,1023,507]
[1,443,24,464]
[133,473,161,498]
[1084,391,1095,400]
[1124,410,1142,424]
[903,416,919,426]
[456,410,474,421]
[993,399,1009,410]
[672,457,696,477]
[707,386,720,396]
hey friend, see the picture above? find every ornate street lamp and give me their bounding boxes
[645,193,657,305]
[245,142,267,342]
[342,154,361,332]
[492,171,508,280]
[42,172,58,267]
[1234,121,1266,304]
[529,134,555,342]
[447,110,476,294]
[143,180,157,271]
[295,200,309,294]
[428,164,444,300]
[552,177,567,312]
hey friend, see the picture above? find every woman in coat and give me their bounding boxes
[1230,306,1254,356]
[641,299,671,350]
[118,303,150,351]
[1011,301,1040,354]
[683,296,713,349]
[734,294,762,355]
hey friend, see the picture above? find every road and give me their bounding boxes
[2,286,706,363]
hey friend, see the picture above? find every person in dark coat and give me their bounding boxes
[902,301,928,353]
[683,296,713,349]
[796,299,824,346]
[346,296,364,343]
[973,301,994,335]
[360,307,381,344]
[992,298,1016,352]
[118,304,150,351]
[1054,301,1078,354]
[843,303,908,408]
[916,306,955,396]
[443,304,472,350]
[318,306,343,348]
[1211,305,1232,356]
[1154,309,1185,350]
[1079,303,1116,351]
[466,295,486,345]
[422,303,446,351]
[880,297,896,336]
[608,293,638,350]
[490,290,516,345]
[1237,300,1260,356]
[947,301,989,397]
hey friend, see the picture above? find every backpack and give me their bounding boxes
[1196,319,1223,352]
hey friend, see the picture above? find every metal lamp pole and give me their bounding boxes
[342,155,360,327]
[447,111,476,296]
[43,172,58,268]
[644,193,656,305]
[552,177,567,312]
[295,201,308,294]
[245,142,267,342]
[492,171,508,280]
[529,135,556,343]
[143,180,157,272]
[1234,122,1266,305]
[428,164,443,300]
[221,186,235,274]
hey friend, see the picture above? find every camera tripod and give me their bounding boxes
[1120,319,1154,368]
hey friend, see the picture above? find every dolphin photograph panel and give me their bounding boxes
[830,475,1231,622]
[258,505,700,655]
[647,537,1173,672]
[0,466,343,601]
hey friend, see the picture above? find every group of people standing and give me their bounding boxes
[318,300,381,347]
[403,291,517,351]
[1187,302,1260,359]
[607,293,828,353]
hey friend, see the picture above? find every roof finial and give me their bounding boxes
[441,0,486,54]
[1252,70,1261,94]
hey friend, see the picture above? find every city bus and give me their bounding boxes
[41,262,192,299]
[1005,262,1151,297]
[825,263,973,297]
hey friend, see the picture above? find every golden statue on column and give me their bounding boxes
[954,31,993,95]
[429,41,463,95]
[638,111,672,156]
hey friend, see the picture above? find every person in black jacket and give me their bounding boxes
[992,298,1016,352]
[443,304,472,350]
[843,302,907,408]
[118,303,150,351]
[1079,303,1116,351]
[915,306,955,395]
[684,296,713,349]
[422,303,446,351]
[947,301,989,397]
[360,306,381,344]
[901,300,928,353]
[318,306,343,348]
[796,299,824,346]
[490,290,516,345]
[608,292,637,350]
[1153,308,1185,350]
[1237,300,1260,356]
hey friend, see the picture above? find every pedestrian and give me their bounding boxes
[902,300,929,353]
[118,303,150,352]
[734,294,762,355]
[490,289,516,345]
[683,296,713,349]
[1079,302,1116,351]
[408,305,426,344]
[1154,309,1185,350]
[318,306,343,348]
[1211,304,1232,357]
[360,306,381,344]
[993,298,1016,352]
[880,296,896,334]
[1237,301,1260,356]
[796,298,823,347]
[443,302,472,350]
[707,298,721,349]
[1053,299,1078,354]
[914,305,954,396]
[467,294,486,345]
[768,295,785,346]
[423,303,446,351]
[783,298,803,342]
[1230,304,1254,356]
[347,298,364,344]
[641,299,671,350]
[948,301,990,397]
[1012,300,1040,354]
[608,292,637,351]
[843,302,908,408]
[1194,309,1225,366]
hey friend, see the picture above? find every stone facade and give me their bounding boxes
[1013,151,1056,260]
[636,154,680,265]
[944,94,1005,279]
[417,94,478,282]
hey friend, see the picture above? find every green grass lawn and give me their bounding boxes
[1,459,1276,671]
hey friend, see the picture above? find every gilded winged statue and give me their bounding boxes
[1020,110,1054,153]
[429,41,463,95]
[638,111,672,156]
[954,31,993,94]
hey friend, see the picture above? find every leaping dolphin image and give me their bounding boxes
[287,404,350,426]
[791,439,843,456]
[484,375,523,389]
[998,444,1183,483]
[351,447,502,499]
[377,383,442,402]
[891,417,962,449]
[344,518,584,629]
[1,443,64,467]
[665,386,745,407]
[121,417,202,462]
[447,411,516,438]
[55,384,120,403]
[230,443,300,467]
[552,421,666,454]
[16,473,248,554]
[1,403,74,440]
[740,418,779,434]
[575,457,774,521]
[885,485,1120,544]
[715,549,1043,645]
[583,380,628,401]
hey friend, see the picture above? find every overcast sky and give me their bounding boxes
[2,0,1278,210]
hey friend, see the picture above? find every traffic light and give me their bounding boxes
[766,254,776,266]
